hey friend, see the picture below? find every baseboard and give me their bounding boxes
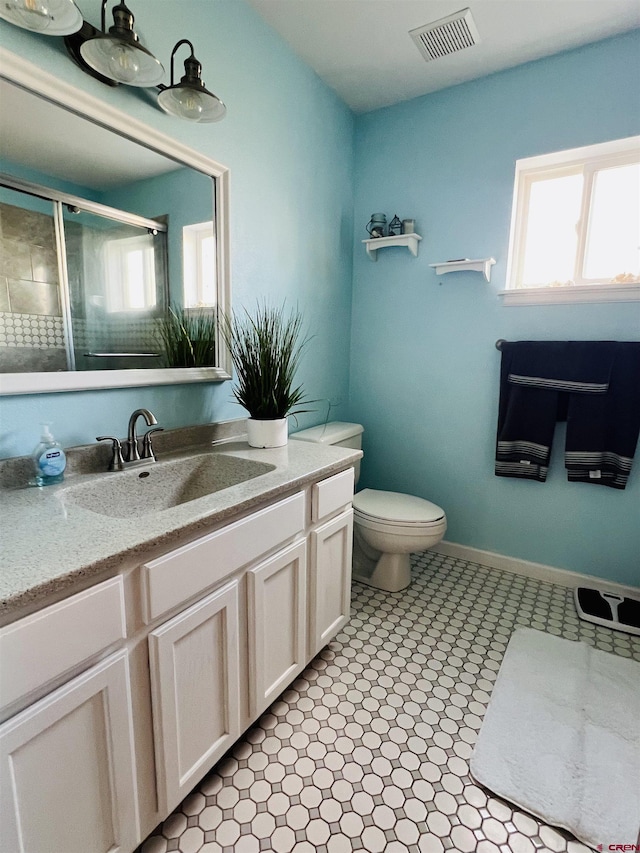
[431,541,640,598]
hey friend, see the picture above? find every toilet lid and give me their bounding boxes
[353,489,445,524]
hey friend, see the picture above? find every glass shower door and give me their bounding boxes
[61,206,168,372]
[0,185,67,373]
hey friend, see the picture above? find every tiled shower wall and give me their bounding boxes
[0,201,66,372]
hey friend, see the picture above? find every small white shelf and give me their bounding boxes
[429,257,496,282]
[363,233,422,261]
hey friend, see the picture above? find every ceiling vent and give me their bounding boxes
[410,8,480,62]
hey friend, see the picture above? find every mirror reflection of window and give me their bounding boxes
[183,220,216,309]
[105,233,158,313]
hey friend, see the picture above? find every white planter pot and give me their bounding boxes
[247,418,288,448]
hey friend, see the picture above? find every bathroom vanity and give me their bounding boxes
[0,427,360,852]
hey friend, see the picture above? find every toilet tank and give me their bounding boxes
[291,422,363,484]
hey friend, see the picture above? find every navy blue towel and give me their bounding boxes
[495,341,640,489]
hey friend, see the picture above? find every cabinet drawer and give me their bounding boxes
[312,468,354,523]
[143,491,306,622]
[0,576,126,714]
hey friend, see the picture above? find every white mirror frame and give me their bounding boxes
[0,48,232,394]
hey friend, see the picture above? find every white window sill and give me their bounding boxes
[498,284,640,306]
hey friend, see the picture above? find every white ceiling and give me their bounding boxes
[244,0,640,113]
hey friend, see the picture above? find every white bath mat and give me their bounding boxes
[470,627,640,851]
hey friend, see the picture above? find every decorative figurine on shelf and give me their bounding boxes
[388,215,403,236]
[366,213,387,238]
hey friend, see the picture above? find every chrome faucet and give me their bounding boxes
[96,408,163,471]
[126,408,159,462]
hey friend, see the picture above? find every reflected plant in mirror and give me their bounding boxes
[155,305,216,368]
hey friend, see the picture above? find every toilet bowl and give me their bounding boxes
[352,489,447,592]
[291,422,447,592]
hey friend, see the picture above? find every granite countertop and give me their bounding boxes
[0,425,361,623]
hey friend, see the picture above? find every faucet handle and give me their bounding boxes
[96,436,125,471]
[142,427,164,461]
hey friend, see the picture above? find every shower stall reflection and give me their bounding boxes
[0,180,168,373]
[64,206,167,371]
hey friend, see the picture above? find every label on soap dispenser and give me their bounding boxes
[37,448,66,477]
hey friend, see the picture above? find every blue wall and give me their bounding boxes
[1,8,638,585]
[349,31,640,586]
[0,0,355,456]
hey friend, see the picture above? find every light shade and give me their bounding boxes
[157,40,226,123]
[0,0,82,35]
[157,83,226,123]
[79,1,164,86]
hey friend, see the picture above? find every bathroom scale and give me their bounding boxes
[574,587,640,636]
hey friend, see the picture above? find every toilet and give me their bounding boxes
[291,422,447,592]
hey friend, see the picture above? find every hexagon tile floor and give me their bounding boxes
[137,551,640,853]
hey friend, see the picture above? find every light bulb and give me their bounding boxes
[175,89,205,121]
[107,43,140,84]
[11,0,52,31]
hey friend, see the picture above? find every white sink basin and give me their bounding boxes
[61,453,276,518]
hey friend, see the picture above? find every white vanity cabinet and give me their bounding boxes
[0,463,356,852]
[0,579,138,853]
[143,491,309,817]
[142,475,353,823]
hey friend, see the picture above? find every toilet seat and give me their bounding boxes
[353,489,445,528]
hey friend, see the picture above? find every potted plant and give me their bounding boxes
[155,305,216,367]
[222,302,311,447]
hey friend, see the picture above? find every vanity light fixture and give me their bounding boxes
[1,0,227,120]
[157,39,226,123]
[79,0,164,86]
[0,0,82,35]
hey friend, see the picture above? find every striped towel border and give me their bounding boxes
[508,373,609,394]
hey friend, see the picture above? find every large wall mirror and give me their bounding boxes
[0,49,231,395]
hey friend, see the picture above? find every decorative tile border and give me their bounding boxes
[0,312,64,348]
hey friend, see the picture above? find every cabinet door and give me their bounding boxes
[149,580,240,814]
[247,540,307,717]
[310,509,353,656]
[0,650,138,853]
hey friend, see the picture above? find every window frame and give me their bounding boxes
[501,136,640,306]
[182,220,216,310]
[104,232,158,314]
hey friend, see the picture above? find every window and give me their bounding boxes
[183,221,216,309]
[104,233,158,313]
[503,136,640,305]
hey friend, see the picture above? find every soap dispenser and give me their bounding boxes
[31,423,66,486]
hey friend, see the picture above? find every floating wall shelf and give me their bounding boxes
[429,257,496,282]
[363,233,422,261]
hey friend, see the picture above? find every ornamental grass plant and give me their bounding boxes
[155,305,216,367]
[222,303,311,419]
